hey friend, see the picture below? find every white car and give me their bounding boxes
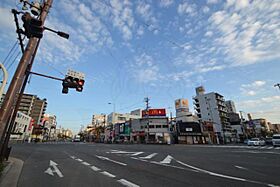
[247,138,265,146]
[272,134,280,147]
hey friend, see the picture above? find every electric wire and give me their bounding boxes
[6,51,21,72]
[2,41,18,66]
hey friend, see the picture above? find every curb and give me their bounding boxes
[0,157,23,187]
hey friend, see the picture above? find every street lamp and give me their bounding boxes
[108,102,116,113]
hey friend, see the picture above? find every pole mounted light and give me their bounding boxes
[274,83,280,90]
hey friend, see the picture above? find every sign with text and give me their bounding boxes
[142,109,166,117]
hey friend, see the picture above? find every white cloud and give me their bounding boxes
[240,80,266,96]
[207,0,280,66]
[0,7,14,31]
[177,2,197,16]
[202,6,210,13]
[159,0,174,8]
[207,0,219,4]
[131,53,162,83]
[205,31,213,37]
[237,96,280,123]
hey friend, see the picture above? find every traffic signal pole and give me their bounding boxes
[0,0,53,161]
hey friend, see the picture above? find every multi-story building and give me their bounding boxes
[1,93,47,125]
[225,100,237,113]
[107,112,141,125]
[31,97,47,125]
[92,114,107,127]
[10,111,32,141]
[193,86,231,143]
[175,98,203,144]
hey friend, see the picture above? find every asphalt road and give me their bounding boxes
[10,143,280,187]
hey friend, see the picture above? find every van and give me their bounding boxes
[272,134,280,147]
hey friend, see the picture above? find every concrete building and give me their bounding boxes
[193,86,231,143]
[175,98,203,144]
[10,111,32,142]
[268,123,280,133]
[107,112,141,125]
[31,97,47,125]
[131,117,170,144]
[225,100,236,113]
[1,93,47,125]
[92,114,107,127]
[42,114,57,141]
[250,118,270,137]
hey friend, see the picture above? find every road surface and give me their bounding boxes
[10,143,280,187]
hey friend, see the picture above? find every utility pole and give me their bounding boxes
[0,0,53,161]
[239,111,248,140]
[144,97,150,144]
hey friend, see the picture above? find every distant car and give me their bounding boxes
[243,139,249,144]
[265,137,273,145]
[247,138,265,146]
[272,134,280,147]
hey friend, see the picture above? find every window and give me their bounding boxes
[162,125,168,128]
[156,125,161,128]
[149,125,155,128]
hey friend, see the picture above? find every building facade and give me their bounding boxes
[92,114,107,127]
[225,100,237,113]
[10,111,32,141]
[193,86,231,143]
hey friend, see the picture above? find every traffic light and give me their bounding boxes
[76,79,84,92]
[62,76,85,94]
[21,12,44,39]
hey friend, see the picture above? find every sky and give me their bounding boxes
[0,0,280,133]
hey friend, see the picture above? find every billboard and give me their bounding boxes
[142,109,166,117]
[175,99,189,110]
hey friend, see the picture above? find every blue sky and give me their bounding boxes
[1,0,280,133]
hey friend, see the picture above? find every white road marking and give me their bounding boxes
[131,152,144,156]
[160,155,173,164]
[91,165,100,171]
[176,160,246,181]
[100,171,116,178]
[82,162,90,166]
[175,159,278,186]
[109,150,144,156]
[140,153,157,159]
[267,147,273,149]
[95,155,127,166]
[234,165,248,170]
[44,160,64,178]
[118,179,140,187]
[44,168,54,176]
[70,156,76,159]
[76,158,83,162]
[276,147,280,150]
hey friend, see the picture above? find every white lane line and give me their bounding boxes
[91,165,100,171]
[131,152,144,156]
[118,179,140,187]
[267,147,273,149]
[234,165,248,170]
[76,158,83,162]
[82,162,90,166]
[95,155,127,166]
[175,159,279,186]
[160,155,173,164]
[176,160,247,182]
[139,153,157,159]
[131,157,148,162]
[100,171,116,178]
[70,156,76,159]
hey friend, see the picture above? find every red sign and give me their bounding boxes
[142,109,166,117]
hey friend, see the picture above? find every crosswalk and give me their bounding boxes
[196,145,280,150]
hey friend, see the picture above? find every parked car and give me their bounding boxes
[247,138,265,146]
[265,137,273,145]
[272,134,280,147]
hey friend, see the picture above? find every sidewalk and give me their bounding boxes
[0,157,23,187]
